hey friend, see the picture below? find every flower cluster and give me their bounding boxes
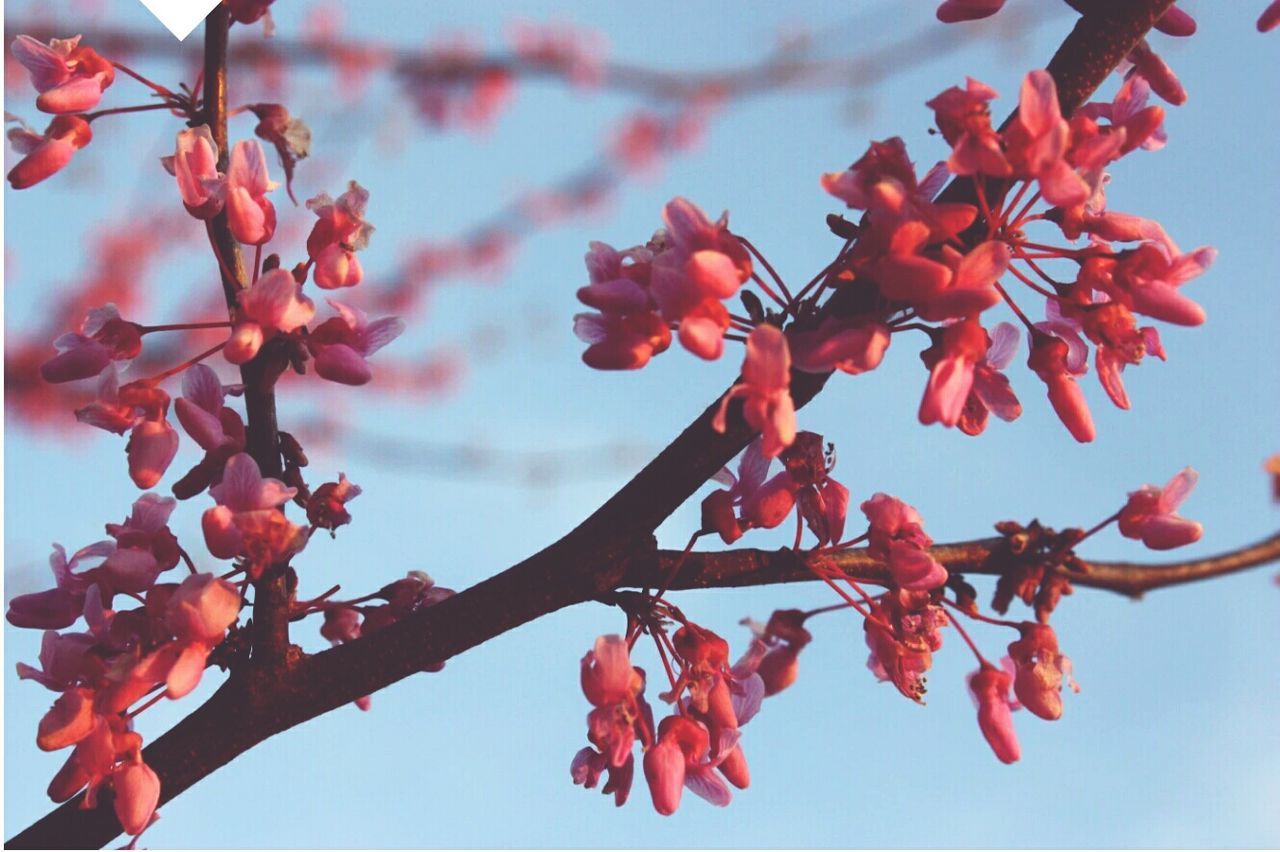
[7,492,244,841]
[571,626,768,816]
[6,34,114,188]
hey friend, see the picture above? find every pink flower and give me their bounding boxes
[167,126,225,219]
[1105,242,1213,327]
[40,305,141,384]
[864,594,948,702]
[1118,467,1203,550]
[916,241,1008,322]
[712,325,795,459]
[306,182,373,289]
[225,139,278,246]
[579,635,652,772]
[112,760,160,837]
[958,321,1022,436]
[649,198,752,360]
[246,103,310,204]
[6,541,112,629]
[1261,1,1280,32]
[1027,330,1095,443]
[1155,5,1197,37]
[969,664,1021,763]
[1005,70,1089,208]
[306,474,362,531]
[7,114,93,189]
[11,35,115,114]
[1126,39,1186,106]
[570,747,634,807]
[736,610,812,696]
[16,631,97,691]
[820,137,919,211]
[935,0,1006,23]
[642,715,732,815]
[127,419,179,490]
[174,364,245,453]
[788,317,891,376]
[574,311,671,370]
[1007,623,1077,721]
[925,77,1010,176]
[306,300,405,385]
[37,687,98,751]
[106,493,180,548]
[918,319,991,428]
[202,453,306,573]
[226,268,316,364]
[861,494,947,591]
[143,572,241,698]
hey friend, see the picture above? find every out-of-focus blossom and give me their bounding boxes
[7,114,92,189]
[935,0,1006,23]
[39,305,141,384]
[10,35,115,114]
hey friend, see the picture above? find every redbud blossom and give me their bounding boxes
[307,473,362,531]
[712,325,796,459]
[649,197,752,360]
[1007,623,1077,721]
[1004,70,1089,207]
[1027,331,1095,443]
[1261,1,1280,31]
[39,305,141,384]
[1118,467,1203,550]
[925,77,1010,176]
[11,35,115,114]
[1126,39,1186,106]
[958,321,1022,436]
[969,664,1021,763]
[6,542,110,629]
[225,140,278,246]
[862,494,947,592]
[7,114,92,189]
[919,319,990,429]
[202,452,302,564]
[247,103,311,204]
[789,317,891,376]
[226,268,315,364]
[306,300,405,385]
[167,126,225,219]
[307,182,373,289]
[174,364,245,453]
[112,760,160,837]
[935,0,1006,23]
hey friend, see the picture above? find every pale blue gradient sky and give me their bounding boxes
[4,0,1279,847]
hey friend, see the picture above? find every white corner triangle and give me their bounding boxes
[135,0,221,41]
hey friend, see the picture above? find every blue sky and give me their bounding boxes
[4,0,1279,846]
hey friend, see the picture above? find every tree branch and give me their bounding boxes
[199,4,292,668]
[625,532,1280,598]
[6,1,1181,847]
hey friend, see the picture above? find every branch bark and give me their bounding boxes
[199,4,292,668]
[7,0,1183,847]
[629,532,1280,597]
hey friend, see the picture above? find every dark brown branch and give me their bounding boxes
[7,1,1179,848]
[625,532,1280,598]
[199,5,292,668]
